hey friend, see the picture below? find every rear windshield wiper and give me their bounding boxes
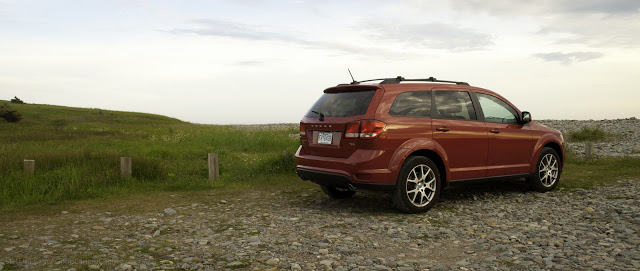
[311,110,325,121]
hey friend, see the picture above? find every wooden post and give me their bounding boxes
[208,153,219,180]
[585,142,595,159]
[23,159,35,175]
[121,157,132,178]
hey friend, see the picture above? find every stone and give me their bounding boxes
[320,260,334,266]
[163,208,177,215]
[226,261,245,268]
[266,258,280,265]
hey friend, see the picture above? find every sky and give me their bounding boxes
[1,0,639,124]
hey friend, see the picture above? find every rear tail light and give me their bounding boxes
[344,120,386,139]
[299,122,305,136]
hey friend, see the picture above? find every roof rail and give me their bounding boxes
[341,76,469,86]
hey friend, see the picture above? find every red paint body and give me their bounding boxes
[296,82,565,189]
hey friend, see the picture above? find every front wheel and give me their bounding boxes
[320,185,356,199]
[527,147,561,192]
[392,156,441,213]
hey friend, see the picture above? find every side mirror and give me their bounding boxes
[521,111,531,123]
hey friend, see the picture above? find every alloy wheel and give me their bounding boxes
[405,164,437,207]
[538,154,559,187]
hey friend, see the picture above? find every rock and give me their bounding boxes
[163,208,177,215]
[291,263,302,269]
[226,261,245,268]
[88,265,100,270]
[92,226,105,230]
[320,260,334,266]
[584,207,596,213]
[266,258,280,265]
[319,248,329,255]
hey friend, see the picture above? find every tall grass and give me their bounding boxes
[0,102,300,208]
[568,126,614,142]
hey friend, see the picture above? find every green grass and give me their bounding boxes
[1,101,639,209]
[560,155,640,189]
[0,101,299,209]
[568,126,616,142]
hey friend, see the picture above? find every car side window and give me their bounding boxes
[477,93,519,124]
[434,91,477,120]
[389,91,431,118]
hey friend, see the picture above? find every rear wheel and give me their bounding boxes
[320,185,356,199]
[392,156,441,213]
[527,147,561,192]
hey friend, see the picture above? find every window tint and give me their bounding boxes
[306,90,375,118]
[477,93,518,124]
[434,91,477,120]
[389,91,431,118]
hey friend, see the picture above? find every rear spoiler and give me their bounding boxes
[324,84,379,93]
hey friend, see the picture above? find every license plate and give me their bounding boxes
[318,131,333,145]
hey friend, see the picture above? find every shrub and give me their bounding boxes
[569,126,610,142]
[10,96,25,104]
[0,103,23,123]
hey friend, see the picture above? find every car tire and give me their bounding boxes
[527,147,561,192]
[320,185,356,199]
[392,156,441,213]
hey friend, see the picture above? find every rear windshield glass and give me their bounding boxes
[306,90,375,118]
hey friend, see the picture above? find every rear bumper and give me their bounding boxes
[296,168,395,192]
[295,146,397,192]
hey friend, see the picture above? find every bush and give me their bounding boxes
[0,103,23,123]
[569,126,610,142]
[10,96,25,104]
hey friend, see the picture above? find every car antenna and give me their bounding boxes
[348,69,358,84]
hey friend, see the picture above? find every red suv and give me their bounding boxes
[295,76,564,213]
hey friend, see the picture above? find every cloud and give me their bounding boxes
[361,21,493,52]
[533,51,604,64]
[233,60,266,66]
[553,0,640,14]
[171,19,297,42]
[451,0,640,15]
[449,0,640,48]
[169,19,412,58]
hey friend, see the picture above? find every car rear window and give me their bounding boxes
[306,90,375,118]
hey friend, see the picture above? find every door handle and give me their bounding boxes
[436,127,450,132]
[490,129,501,134]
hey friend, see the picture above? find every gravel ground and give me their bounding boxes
[1,119,638,270]
[1,178,639,271]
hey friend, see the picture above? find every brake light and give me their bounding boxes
[344,120,386,139]
[299,122,305,136]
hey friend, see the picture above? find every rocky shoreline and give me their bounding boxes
[537,119,639,158]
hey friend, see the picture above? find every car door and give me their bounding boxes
[432,90,488,181]
[475,92,534,176]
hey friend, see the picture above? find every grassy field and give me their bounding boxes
[0,101,300,209]
[1,101,638,209]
